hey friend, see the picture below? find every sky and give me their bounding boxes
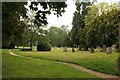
[46,0,120,30]
[25,0,120,30]
[47,0,76,30]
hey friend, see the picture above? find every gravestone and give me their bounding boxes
[63,47,68,52]
[96,46,102,52]
[78,45,82,51]
[106,47,112,54]
[90,47,94,53]
[111,45,117,52]
[72,48,75,52]
[102,45,106,52]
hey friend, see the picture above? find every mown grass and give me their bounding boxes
[12,48,119,76]
[2,49,98,78]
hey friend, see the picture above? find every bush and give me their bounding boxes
[37,41,51,51]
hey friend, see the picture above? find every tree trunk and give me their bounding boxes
[118,14,120,53]
[84,47,89,51]
[8,40,15,49]
[29,40,32,51]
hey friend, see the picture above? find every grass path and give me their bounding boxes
[9,49,119,79]
[13,48,118,75]
[3,49,98,78]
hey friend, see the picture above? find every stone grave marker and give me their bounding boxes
[96,46,102,52]
[90,47,94,53]
[102,45,106,52]
[72,48,75,52]
[106,47,112,54]
[111,45,117,52]
[63,47,68,52]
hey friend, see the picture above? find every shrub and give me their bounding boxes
[37,41,51,51]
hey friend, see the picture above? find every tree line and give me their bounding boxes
[69,2,119,51]
[2,2,67,49]
[2,1,119,52]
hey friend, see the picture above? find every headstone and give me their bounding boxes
[63,47,68,52]
[106,47,112,54]
[90,47,94,53]
[78,45,82,51]
[102,45,106,52]
[111,45,117,52]
[96,46,102,52]
[72,48,75,52]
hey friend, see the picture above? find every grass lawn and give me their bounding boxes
[12,48,119,76]
[2,49,98,78]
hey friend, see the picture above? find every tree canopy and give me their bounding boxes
[71,1,92,50]
[84,2,119,47]
[2,2,27,48]
[46,26,68,47]
[70,2,119,50]
[2,1,67,49]
[29,1,67,26]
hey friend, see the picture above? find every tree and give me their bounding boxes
[46,26,68,47]
[84,2,119,48]
[29,1,67,26]
[84,4,99,48]
[23,1,67,50]
[99,4,118,47]
[71,1,92,50]
[2,2,27,48]
[2,1,67,49]
[64,32,74,47]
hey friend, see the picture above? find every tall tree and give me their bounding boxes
[84,3,99,48]
[2,1,67,49]
[23,1,67,50]
[47,26,68,47]
[64,32,74,47]
[71,1,92,50]
[84,2,119,47]
[29,1,67,26]
[2,2,27,48]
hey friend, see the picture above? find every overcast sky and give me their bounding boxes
[47,0,76,30]
[26,0,119,30]
[47,0,120,30]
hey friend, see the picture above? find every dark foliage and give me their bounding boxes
[20,48,32,51]
[71,2,92,50]
[2,2,27,48]
[37,41,51,51]
[29,2,67,26]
